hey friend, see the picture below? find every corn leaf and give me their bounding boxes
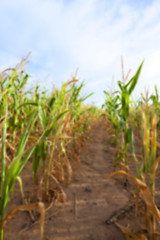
[128,60,144,95]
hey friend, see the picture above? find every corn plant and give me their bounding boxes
[102,91,120,147]
[150,85,160,129]
[131,107,159,239]
[0,59,32,141]
[31,79,94,199]
[0,93,39,239]
[108,102,160,239]
[116,60,144,165]
[108,169,160,240]
[150,86,159,109]
[140,108,158,195]
[129,103,141,131]
[68,81,94,143]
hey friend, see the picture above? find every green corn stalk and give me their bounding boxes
[139,108,158,196]
[0,108,38,240]
[32,79,94,190]
[150,85,160,129]
[68,81,94,147]
[150,113,157,198]
[150,86,159,110]
[102,91,120,147]
[68,81,93,120]
[133,107,158,240]
[11,70,29,140]
[129,102,142,129]
[0,67,31,144]
[116,60,144,165]
[32,104,68,185]
[0,95,7,240]
[32,82,69,185]
[0,58,95,234]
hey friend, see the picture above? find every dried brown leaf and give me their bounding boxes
[108,171,160,221]
[115,222,147,240]
[2,201,45,240]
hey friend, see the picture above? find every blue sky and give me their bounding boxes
[0,0,160,106]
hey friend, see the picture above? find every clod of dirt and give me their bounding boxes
[84,186,92,192]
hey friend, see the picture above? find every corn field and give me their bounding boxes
[1,56,160,240]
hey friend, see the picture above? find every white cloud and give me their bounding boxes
[0,0,160,106]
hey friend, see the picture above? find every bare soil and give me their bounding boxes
[4,118,160,240]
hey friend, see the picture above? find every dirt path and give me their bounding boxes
[5,119,131,240]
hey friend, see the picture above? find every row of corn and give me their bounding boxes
[0,57,100,240]
[103,60,160,240]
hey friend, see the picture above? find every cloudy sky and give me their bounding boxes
[0,0,160,106]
